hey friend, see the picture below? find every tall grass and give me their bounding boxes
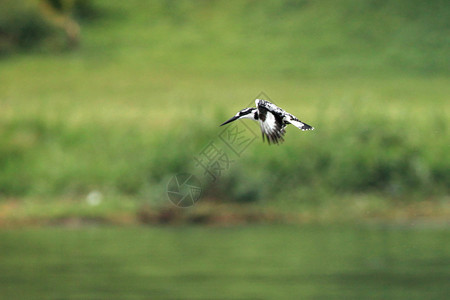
[0,0,449,205]
[0,88,447,202]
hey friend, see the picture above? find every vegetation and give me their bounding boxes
[0,0,449,223]
[0,0,97,53]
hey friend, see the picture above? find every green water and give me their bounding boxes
[0,225,448,299]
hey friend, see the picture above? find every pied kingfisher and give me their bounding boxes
[220,99,314,144]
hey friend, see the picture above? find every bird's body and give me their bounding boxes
[220,99,314,144]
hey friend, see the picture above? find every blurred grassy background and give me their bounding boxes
[1,1,449,299]
[0,0,449,224]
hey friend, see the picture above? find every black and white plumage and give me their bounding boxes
[220,99,314,144]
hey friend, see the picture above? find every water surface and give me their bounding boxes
[0,225,448,299]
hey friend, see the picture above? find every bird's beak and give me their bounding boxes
[220,115,239,126]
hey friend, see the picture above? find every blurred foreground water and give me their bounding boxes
[0,225,448,299]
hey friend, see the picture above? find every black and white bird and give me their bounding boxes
[220,99,314,144]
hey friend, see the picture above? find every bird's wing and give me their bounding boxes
[257,103,286,145]
[256,99,286,116]
[285,113,314,131]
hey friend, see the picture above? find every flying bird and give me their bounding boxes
[220,99,314,145]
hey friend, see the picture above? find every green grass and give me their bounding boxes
[0,0,449,221]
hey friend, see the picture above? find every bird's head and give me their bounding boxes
[220,108,257,126]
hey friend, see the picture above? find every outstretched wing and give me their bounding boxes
[285,113,314,131]
[256,101,286,145]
